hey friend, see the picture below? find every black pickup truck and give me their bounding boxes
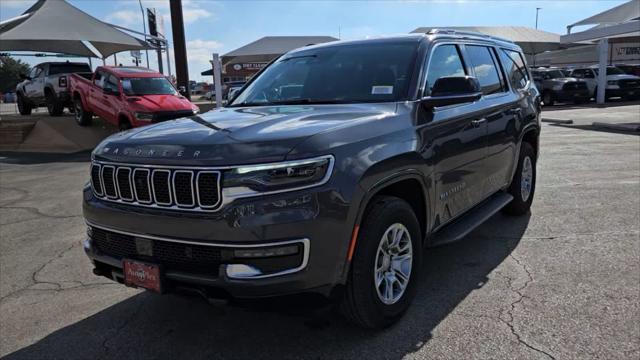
[83,30,541,328]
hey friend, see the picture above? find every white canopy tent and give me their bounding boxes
[561,0,640,104]
[0,0,152,59]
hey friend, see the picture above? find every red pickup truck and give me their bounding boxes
[70,66,199,130]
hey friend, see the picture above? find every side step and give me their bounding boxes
[429,192,514,247]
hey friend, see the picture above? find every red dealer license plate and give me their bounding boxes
[123,260,162,293]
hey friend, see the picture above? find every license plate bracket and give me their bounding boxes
[123,259,163,293]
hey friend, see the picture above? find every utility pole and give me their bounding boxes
[535,7,541,29]
[138,0,150,68]
[170,0,190,99]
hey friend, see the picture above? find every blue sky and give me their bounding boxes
[0,0,628,81]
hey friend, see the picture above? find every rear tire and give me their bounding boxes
[46,91,64,116]
[73,97,92,126]
[339,196,422,329]
[542,91,554,106]
[503,142,536,215]
[17,93,32,115]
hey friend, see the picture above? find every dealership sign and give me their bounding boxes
[613,44,640,60]
[231,63,268,71]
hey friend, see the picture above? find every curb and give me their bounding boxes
[542,118,573,124]
[592,122,640,132]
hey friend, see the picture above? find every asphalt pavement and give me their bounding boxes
[0,104,638,360]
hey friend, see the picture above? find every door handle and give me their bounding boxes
[471,118,487,127]
[508,108,522,116]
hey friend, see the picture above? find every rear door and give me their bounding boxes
[25,66,45,102]
[463,45,521,197]
[417,43,489,225]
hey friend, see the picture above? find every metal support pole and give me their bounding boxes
[212,54,223,108]
[165,42,172,77]
[114,52,117,66]
[597,38,608,105]
[170,0,190,99]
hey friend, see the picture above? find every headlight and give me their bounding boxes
[134,112,154,121]
[607,80,618,85]
[192,107,200,115]
[224,155,334,193]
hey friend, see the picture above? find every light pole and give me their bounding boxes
[533,7,542,66]
[138,0,150,68]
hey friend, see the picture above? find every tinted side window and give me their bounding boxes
[104,75,119,92]
[425,44,466,96]
[94,71,105,87]
[466,45,504,95]
[499,49,529,90]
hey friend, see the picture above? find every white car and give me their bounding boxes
[570,66,640,100]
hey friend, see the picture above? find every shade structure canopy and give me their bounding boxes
[567,0,640,33]
[411,26,573,55]
[0,0,152,58]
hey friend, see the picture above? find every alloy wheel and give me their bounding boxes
[374,223,413,305]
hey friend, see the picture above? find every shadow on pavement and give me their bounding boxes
[544,99,640,111]
[0,151,92,164]
[549,123,640,136]
[4,213,530,360]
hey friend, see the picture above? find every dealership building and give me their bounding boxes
[202,36,338,84]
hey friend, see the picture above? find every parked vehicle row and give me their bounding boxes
[531,64,640,106]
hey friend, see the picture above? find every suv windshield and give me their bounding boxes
[230,42,419,106]
[122,77,178,96]
[544,70,565,79]
[49,63,91,75]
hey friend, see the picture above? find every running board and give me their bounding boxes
[429,192,514,247]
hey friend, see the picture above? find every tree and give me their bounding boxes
[0,56,31,93]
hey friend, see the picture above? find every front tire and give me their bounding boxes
[73,97,92,126]
[17,93,32,115]
[339,196,422,329]
[503,142,536,215]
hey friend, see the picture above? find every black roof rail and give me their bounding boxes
[426,28,514,44]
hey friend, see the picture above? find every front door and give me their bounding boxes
[417,43,489,226]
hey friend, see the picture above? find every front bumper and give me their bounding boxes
[551,89,590,101]
[82,183,355,299]
[605,87,640,98]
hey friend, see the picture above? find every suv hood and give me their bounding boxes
[128,94,194,112]
[93,103,398,165]
[607,74,640,81]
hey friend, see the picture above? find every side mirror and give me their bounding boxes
[178,86,187,96]
[421,76,482,108]
[19,74,30,81]
[228,88,240,101]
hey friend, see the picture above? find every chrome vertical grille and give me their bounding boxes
[91,161,222,212]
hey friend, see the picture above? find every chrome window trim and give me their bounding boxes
[100,165,118,199]
[195,171,222,209]
[172,170,196,207]
[86,221,310,279]
[91,164,104,197]
[115,167,134,202]
[151,169,172,206]
[132,168,152,204]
